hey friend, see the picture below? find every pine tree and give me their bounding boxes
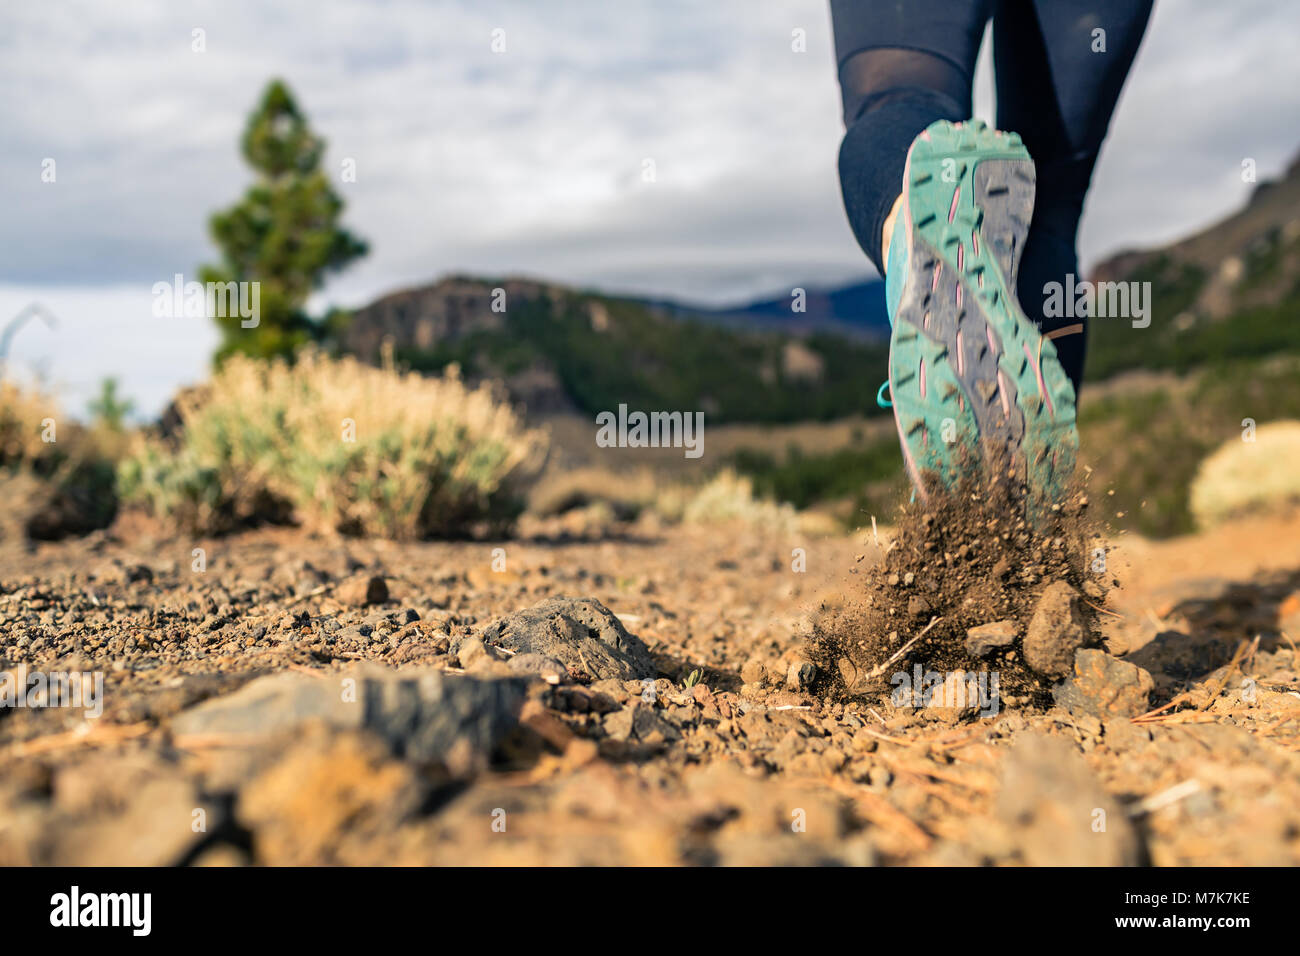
[87,377,134,430]
[201,79,367,362]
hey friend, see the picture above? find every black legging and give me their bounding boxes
[832,0,1153,392]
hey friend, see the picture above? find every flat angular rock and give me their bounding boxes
[30,756,218,866]
[996,733,1142,866]
[604,702,681,746]
[56,776,211,866]
[478,597,656,682]
[786,660,816,692]
[964,620,1017,657]
[506,653,568,683]
[170,668,526,765]
[1053,648,1154,718]
[338,574,388,606]
[1024,581,1088,677]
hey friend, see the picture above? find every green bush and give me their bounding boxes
[119,352,548,538]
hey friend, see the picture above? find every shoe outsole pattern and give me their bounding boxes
[887,119,1078,502]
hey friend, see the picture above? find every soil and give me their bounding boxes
[3,502,1300,866]
[808,471,1107,709]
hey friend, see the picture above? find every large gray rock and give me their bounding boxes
[604,702,681,746]
[1053,649,1154,718]
[170,668,526,764]
[478,597,656,682]
[1024,581,1089,677]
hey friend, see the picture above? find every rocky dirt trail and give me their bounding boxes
[3,505,1300,866]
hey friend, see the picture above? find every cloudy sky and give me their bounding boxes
[2,0,1298,415]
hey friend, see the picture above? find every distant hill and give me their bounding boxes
[1085,148,1300,381]
[637,279,889,341]
[340,276,890,424]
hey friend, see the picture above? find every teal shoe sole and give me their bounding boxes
[887,119,1078,502]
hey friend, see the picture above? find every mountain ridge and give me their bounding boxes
[338,144,1300,417]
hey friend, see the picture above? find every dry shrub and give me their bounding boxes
[525,465,817,537]
[0,380,117,541]
[0,380,56,466]
[119,352,547,538]
[672,469,799,535]
[527,466,660,521]
[1190,420,1300,528]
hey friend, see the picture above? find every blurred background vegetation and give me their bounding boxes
[4,79,1300,546]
